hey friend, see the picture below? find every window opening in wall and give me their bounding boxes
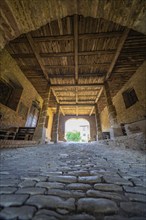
[122,88,138,109]
[65,118,90,142]
[25,101,40,127]
[0,79,23,111]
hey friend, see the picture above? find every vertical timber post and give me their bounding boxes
[95,103,103,140]
[54,104,60,143]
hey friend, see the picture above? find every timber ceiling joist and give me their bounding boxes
[6,15,146,115]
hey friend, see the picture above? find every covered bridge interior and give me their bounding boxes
[0,0,146,146]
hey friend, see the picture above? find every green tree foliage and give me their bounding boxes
[66,131,81,142]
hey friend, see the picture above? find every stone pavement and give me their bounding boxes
[0,142,146,220]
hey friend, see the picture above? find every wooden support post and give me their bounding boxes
[95,103,103,140]
[74,14,79,84]
[105,28,130,80]
[51,88,65,116]
[53,104,60,143]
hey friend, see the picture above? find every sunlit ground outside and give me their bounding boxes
[65,118,90,142]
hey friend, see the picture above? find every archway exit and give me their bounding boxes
[65,118,90,142]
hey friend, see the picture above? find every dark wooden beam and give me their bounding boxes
[60,104,94,107]
[25,73,104,79]
[12,49,115,58]
[58,100,95,104]
[11,54,35,58]
[20,63,109,70]
[26,33,49,81]
[11,31,122,43]
[51,88,65,115]
[89,87,104,116]
[41,50,115,57]
[45,63,110,68]
[51,83,104,88]
[105,28,130,80]
[54,88,99,92]
[74,14,79,83]
[59,95,97,98]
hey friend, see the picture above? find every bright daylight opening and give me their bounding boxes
[65,118,90,142]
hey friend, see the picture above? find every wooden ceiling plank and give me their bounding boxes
[26,33,49,81]
[105,28,130,80]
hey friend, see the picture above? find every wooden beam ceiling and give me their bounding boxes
[105,28,130,80]
[7,14,145,115]
[26,33,49,81]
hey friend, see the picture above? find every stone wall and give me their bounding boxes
[58,115,97,141]
[0,49,43,128]
[99,133,146,151]
[100,61,146,134]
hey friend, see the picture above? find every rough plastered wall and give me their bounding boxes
[100,61,146,132]
[0,49,43,128]
[46,108,54,142]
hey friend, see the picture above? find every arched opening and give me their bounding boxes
[65,118,90,142]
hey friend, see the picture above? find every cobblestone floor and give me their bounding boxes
[0,142,146,220]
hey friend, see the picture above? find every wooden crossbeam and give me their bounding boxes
[23,72,105,78]
[55,90,99,93]
[26,33,49,81]
[51,83,103,87]
[42,50,116,57]
[60,104,94,107]
[74,14,79,83]
[105,28,130,80]
[89,87,104,116]
[12,49,115,58]
[51,88,65,116]
[20,64,110,70]
[11,31,122,43]
[58,95,97,98]
[60,99,95,102]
